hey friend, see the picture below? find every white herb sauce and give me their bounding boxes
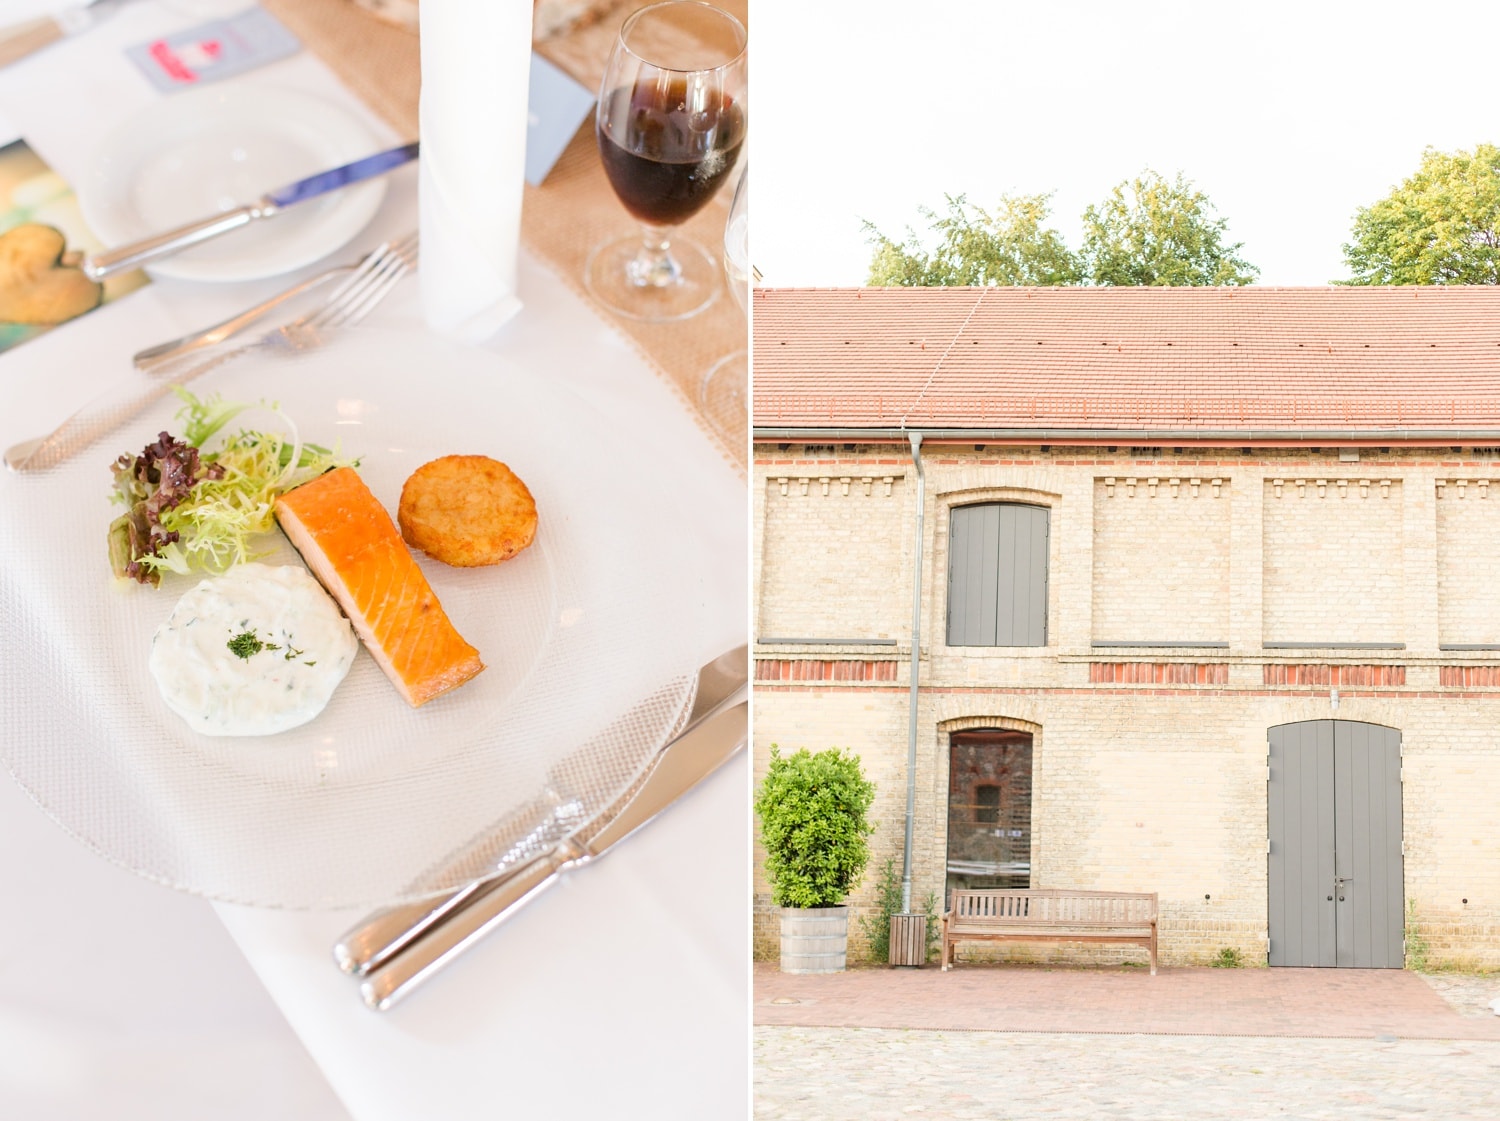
[149,564,358,736]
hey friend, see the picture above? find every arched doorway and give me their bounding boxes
[1268,720,1404,968]
[945,728,1033,904]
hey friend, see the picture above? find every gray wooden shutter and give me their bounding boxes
[947,504,1049,647]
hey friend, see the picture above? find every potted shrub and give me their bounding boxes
[753,744,875,973]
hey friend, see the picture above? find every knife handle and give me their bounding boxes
[333,877,489,978]
[0,17,62,69]
[360,845,580,1012]
[83,200,276,281]
[333,793,587,976]
[356,700,746,1012]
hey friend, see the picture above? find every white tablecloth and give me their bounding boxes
[0,5,747,1118]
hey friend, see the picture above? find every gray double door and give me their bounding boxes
[1267,720,1404,968]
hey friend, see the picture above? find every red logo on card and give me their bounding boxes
[148,40,197,83]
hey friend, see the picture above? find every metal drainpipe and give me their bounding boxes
[900,431,925,914]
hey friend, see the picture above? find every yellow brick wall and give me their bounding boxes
[752,447,1500,969]
[1262,478,1404,645]
[1436,484,1500,646]
[1092,477,1231,643]
[758,474,909,640]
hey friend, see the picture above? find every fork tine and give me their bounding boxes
[328,246,419,329]
[300,233,419,332]
[312,243,392,310]
[307,260,401,331]
[318,242,419,330]
[302,236,406,327]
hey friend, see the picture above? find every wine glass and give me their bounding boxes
[701,166,748,450]
[585,2,748,323]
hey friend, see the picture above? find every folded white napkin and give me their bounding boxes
[418,0,531,340]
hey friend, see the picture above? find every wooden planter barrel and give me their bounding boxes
[889,913,928,966]
[779,905,848,973]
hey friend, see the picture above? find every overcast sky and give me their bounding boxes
[754,1,1500,288]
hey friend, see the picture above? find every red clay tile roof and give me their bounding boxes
[752,286,1500,435]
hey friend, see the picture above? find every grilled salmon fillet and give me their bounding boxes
[274,467,484,707]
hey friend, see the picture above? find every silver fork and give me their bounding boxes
[4,234,419,473]
[134,231,419,372]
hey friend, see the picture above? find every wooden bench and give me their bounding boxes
[941,888,1159,974]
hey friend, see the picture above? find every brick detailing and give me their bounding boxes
[1436,487,1500,646]
[1092,478,1230,644]
[1262,479,1404,645]
[1263,664,1407,686]
[1440,665,1500,687]
[758,477,907,640]
[755,659,898,683]
[1088,662,1229,684]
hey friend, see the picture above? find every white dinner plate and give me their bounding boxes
[0,330,705,908]
[77,84,390,283]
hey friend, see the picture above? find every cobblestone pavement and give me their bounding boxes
[755,1026,1500,1121]
[1418,972,1500,1018]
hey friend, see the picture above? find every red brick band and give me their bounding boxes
[1088,663,1229,685]
[1263,664,1406,686]
[1439,665,1500,687]
[754,659,898,683]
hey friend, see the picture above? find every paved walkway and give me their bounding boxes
[755,963,1500,1039]
[756,967,1500,1119]
[755,1026,1500,1120]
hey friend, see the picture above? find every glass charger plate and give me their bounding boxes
[0,329,704,908]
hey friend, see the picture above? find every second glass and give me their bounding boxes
[701,167,749,449]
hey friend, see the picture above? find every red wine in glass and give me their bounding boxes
[597,81,746,227]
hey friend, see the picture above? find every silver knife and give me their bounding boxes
[82,141,420,280]
[354,664,747,1011]
[0,0,125,70]
[334,644,747,980]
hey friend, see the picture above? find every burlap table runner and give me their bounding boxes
[261,0,748,473]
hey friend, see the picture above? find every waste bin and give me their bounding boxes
[889,913,927,967]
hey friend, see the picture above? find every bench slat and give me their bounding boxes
[947,922,1153,934]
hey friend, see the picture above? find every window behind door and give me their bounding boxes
[946,729,1033,900]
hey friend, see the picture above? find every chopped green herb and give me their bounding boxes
[227,630,281,659]
[227,632,265,659]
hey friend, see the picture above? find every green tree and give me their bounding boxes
[1079,170,1258,286]
[864,192,1081,286]
[753,745,875,909]
[1339,143,1500,285]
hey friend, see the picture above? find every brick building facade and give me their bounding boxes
[752,287,1500,969]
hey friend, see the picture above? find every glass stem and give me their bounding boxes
[626,224,683,289]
